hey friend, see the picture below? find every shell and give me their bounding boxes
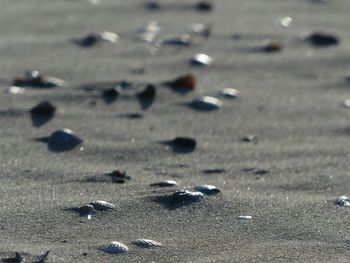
[170,190,204,203]
[190,96,223,111]
[131,239,163,248]
[342,99,350,108]
[190,53,213,66]
[306,32,339,47]
[89,200,115,211]
[13,70,65,88]
[7,86,25,94]
[172,137,196,149]
[335,196,350,207]
[280,17,292,28]
[238,215,253,220]
[103,241,129,254]
[241,135,257,143]
[194,185,220,195]
[150,180,178,187]
[219,88,239,99]
[99,32,119,43]
[48,129,83,151]
[30,101,56,115]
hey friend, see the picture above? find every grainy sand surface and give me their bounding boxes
[0,0,349,262]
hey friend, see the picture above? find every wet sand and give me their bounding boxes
[0,0,349,262]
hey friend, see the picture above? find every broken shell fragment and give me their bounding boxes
[305,32,339,47]
[89,200,115,211]
[30,101,56,115]
[190,53,213,66]
[103,241,129,254]
[335,196,350,207]
[170,190,203,203]
[150,180,178,187]
[219,88,239,99]
[7,86,25,94]
[194,185,220,195]
[13,70,65,88]
[131,239,163,248]
[190,96,223,111]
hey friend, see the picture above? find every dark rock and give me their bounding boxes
[307,32,339,47]
[195,1,213,12]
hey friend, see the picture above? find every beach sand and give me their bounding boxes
[0,0,349,262]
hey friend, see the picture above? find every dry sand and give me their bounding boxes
[0,0,349,262]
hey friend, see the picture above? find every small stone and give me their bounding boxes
[195,1,213,12]
[190,96,223,111]
[194,185,220,195]
[106,170,131,183]
[190,53,213,66]
[262,41,284,52]
[238,215,253,220]
[150,180,178,187]
[219,88,239,99]
[335,196,350,207]
[306,32,339,47]
[103,241,129,254]
[30,101,56,115]
[166,73,196,92]
[131,239,163,248]
[161,35,191,46]
[89,200,115,211]
[172,137,196,149]
[241,135,257,143]
[203,169,226,174]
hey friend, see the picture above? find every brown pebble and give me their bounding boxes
[167,74,196,91]
[262,41,284,52]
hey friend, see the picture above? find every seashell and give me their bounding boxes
[242,168,269,175]
[335,196,350,207]
[136,21,161,42]
[219,88,239,99]
[161,35,191,46]
[305,32,339,47]
[106,170,131,184]
[342,99,350,108]
[190,96,223,111]
[188,23,211,38]
[170,190,203,203]
[103,241,129,254]
[238,215,253,220]
[194,185,220,195]
[190,53,213,66]
[89,200,115,211]
[35,129,83,152]
[241,135,257,143]
[166,73,196,92]
[195,1,213,12]
[137,84,156,110]
[13,70,65,88]
[131,239,163,248]
[280,17,292,28]
[7,86,25,94]
[150,180,178,187]
[261,40,284,52]
[30,101,56,115]
[76,204,95,213]
[99,32,119,43]
[73,32,119,47]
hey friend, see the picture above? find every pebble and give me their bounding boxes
[306,32,339,47]
[166,73,196,92]
[172,137,196,149]
[335,196,350,207]
[103,241,129,254]
[13,70,65,88]
[150,180,178,187]
[36,129,83,152]
[190,53,213,66]
[261,41,284,52]
[102,87,119,103]
[106,170,131,183]
[190,96,223,111]
[74,32,119,47]
[30,101,56,115]
[170,190,203,203]
[195,1,213,12]
[161,35,191,46]
[219,88,239,99]
[194,185,220,195]
[88,200,115,211]
[241,135,257,143]
[131,239,163,248]
[203,169,226,174]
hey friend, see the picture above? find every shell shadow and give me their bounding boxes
[151,195,199,210]
[158,140,195,154]
[64,207,97,217]
[30,112,54,128]
[34,137,82,152]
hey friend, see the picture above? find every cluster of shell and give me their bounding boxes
[103,239,163,254]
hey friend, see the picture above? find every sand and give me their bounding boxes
[0,0,349,262]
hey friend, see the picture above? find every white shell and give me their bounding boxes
[280,17,292,28]
[219,88,240,99]
[100,32,119,43]
[131,239,163,248]
[190,96,223,111]
[188,23,206,34]
[194,185,220,195]
[103,241,129,254]
[238,215,253,220]
[335,196,350,207]
[44,77,65,87]
[342,99,350,108]
[191,53,213,66]
[7,86,25,94]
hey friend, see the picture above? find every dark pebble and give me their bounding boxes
[307,32,339,47]
[106,170,131,183]
[241,135,258,143]
[195,1,213,12]
[30,101,56,115]
[172,137,196,149]
[262,41,284,52]
[203,169,226,174]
